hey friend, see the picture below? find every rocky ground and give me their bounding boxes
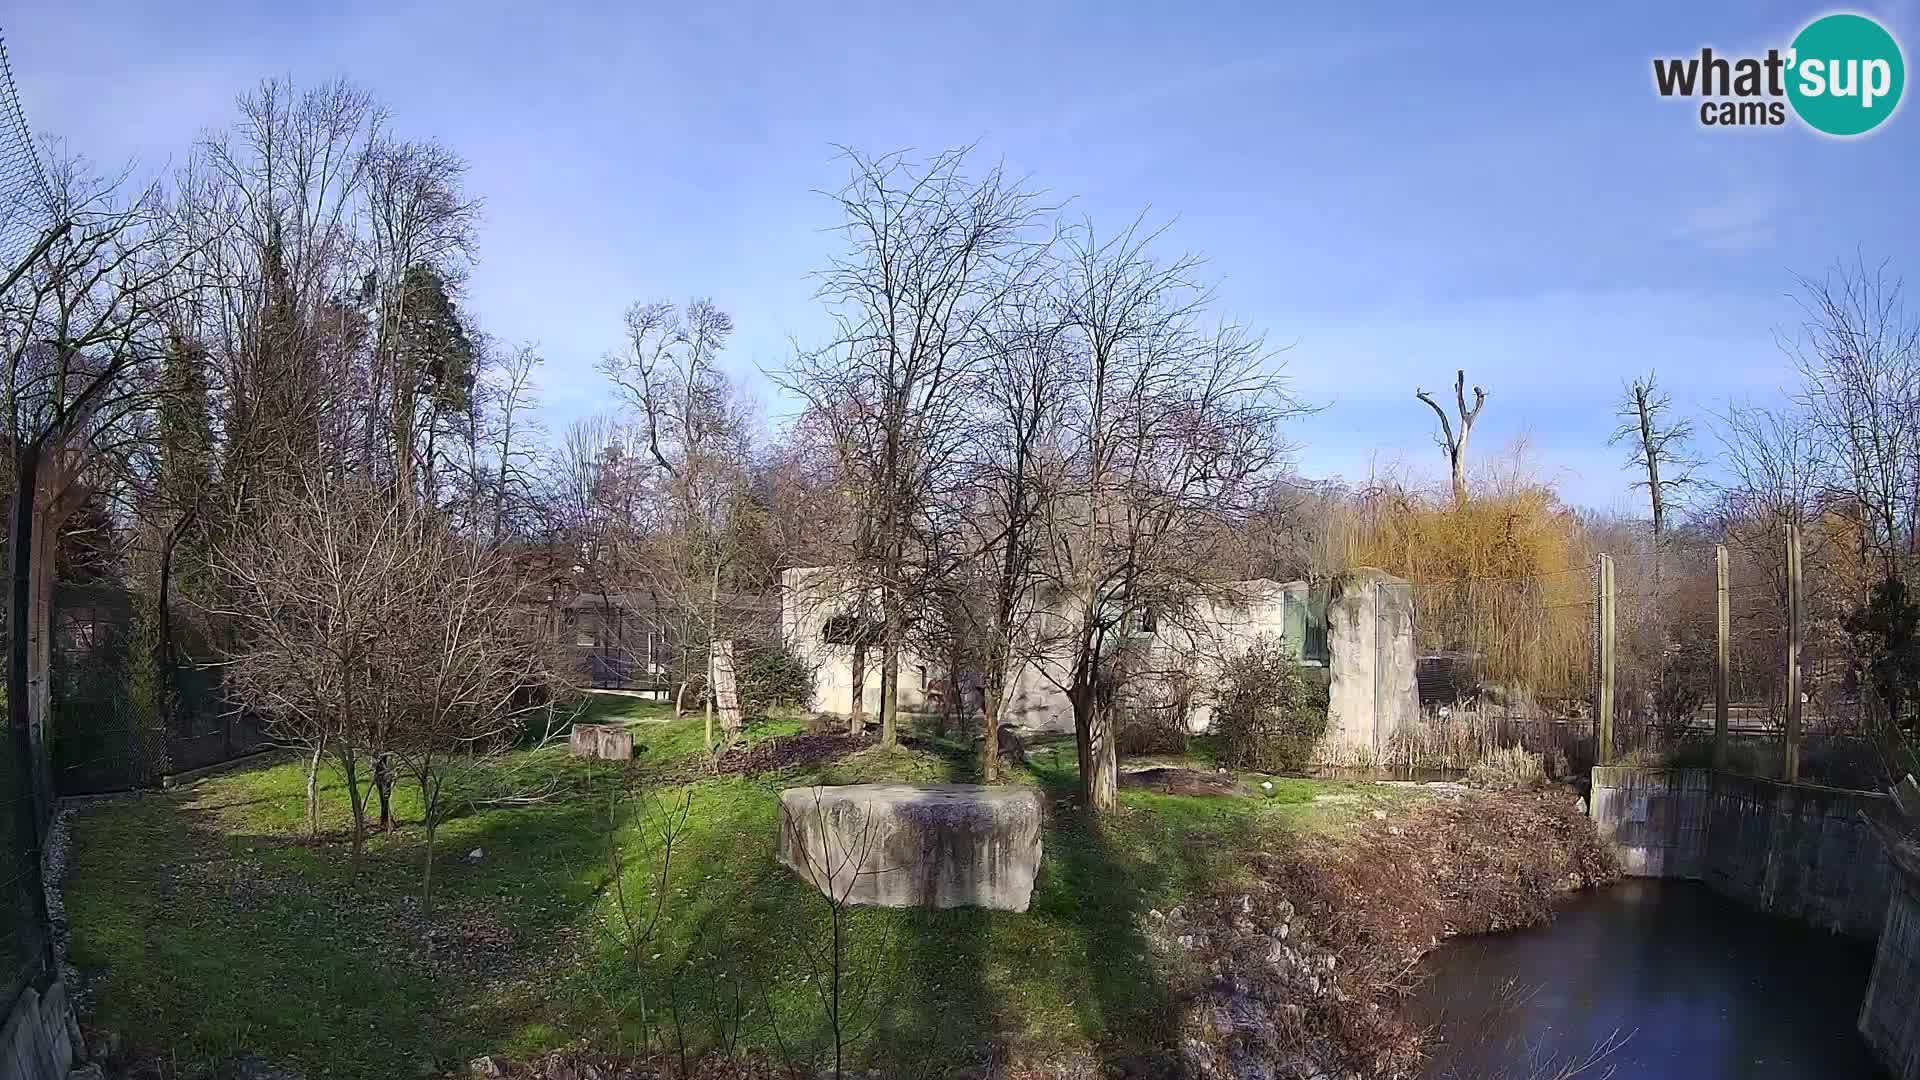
[1165,786,1618,1080]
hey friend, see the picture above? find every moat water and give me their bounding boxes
[1409,879,1887,1079]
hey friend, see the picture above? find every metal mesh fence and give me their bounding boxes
[0,34,52,267]
[0,27,57,1020]
[1403,568,1596,774]
[1385,528,1889,791]
[48,595,273,795]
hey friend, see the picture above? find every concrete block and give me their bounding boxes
[1325,568,1417,756]
[0,981,73,1080]
[568,723,633,761]
[778,784,1044,912]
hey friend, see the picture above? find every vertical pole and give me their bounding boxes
[1597,554,1616,766]
[1785,523,1803,784]
[1715,544,1730,772]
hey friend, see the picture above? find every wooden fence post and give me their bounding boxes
[1785,523,1803,784]
[1715,544,1730,772]
[1597,554,1615,766]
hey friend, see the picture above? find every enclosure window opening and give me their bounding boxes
[1134,606,1157,635]
[821,611,876,645]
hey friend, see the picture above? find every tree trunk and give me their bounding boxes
[982,681,1002,783]
[374,752,394,831]
[423,819,436,913]
[879,630,899,749]
[848,641,868,735]
[26,502,57,809]
[157,507,196,736]
[305,739,324,839]
[14,447,88,819]
[5,446,54,978]
[1071,683,1117,813]
[342,752,368,880]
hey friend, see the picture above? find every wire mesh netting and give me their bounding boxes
[1386,527,1891,791]
[0,27,56,1018]
[0,35,52,267]
[1401,568,1596,775]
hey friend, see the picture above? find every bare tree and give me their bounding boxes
[469,341,544,542]
[961,284,1070,780]
[1610,372,1698,537]
[386,527,553,909]
[212,470,550,882]
[2,155,197,823]
[1415,369,1486,506]
[210,474,406,866]
[600,298,760,751]
[1036,220,1302,812]
[781,148,1049,747]
[775,790,899,1079]
[1787,258,1920,580]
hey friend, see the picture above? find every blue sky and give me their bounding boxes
[8,1,1917,512]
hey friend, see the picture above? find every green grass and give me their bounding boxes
[63,694,1412,1077]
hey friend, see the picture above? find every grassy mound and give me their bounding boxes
[58,696,1494,1078]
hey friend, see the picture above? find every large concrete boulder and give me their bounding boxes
[568,723,633,761]
[777,784,1044,912]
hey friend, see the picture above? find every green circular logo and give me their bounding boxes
[1788,13,1905,136]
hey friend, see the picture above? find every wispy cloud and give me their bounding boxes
[1673,187,1781,252]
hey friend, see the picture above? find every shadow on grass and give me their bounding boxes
[1023,757,1180,1075]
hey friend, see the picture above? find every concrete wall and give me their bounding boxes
[1591,766,1894,939]
[1861,847,1920,1080]
[781,566,1417,743]
[779,568,928,717]
[1320,568,1418,761]
[0,980,76,1080]
[992,584,1303,735]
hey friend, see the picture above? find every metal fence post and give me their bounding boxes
[1785,523,1803,784]
[1715,544,1730,772]
[1597,554,1615,766]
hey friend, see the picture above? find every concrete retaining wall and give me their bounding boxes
[1860,851,1920,1080]
[1590,766,1893,939]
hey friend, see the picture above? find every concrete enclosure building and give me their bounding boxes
[779,566,1417,758]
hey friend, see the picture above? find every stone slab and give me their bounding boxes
[568,723,633,761]
[778,784,1043,912]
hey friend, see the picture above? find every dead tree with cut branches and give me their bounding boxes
[1416,369,1486,506]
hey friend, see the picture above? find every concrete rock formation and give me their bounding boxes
[1325,567,1418,759]
[778,783,1044,912]
[568,723,634,761]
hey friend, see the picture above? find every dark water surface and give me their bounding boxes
[1408,879,1887,1079]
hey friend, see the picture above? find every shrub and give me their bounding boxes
[737,638,816,716]
[1653,632,1713,738]
[1216,637,1328,773]
[1115,669,1194,756]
